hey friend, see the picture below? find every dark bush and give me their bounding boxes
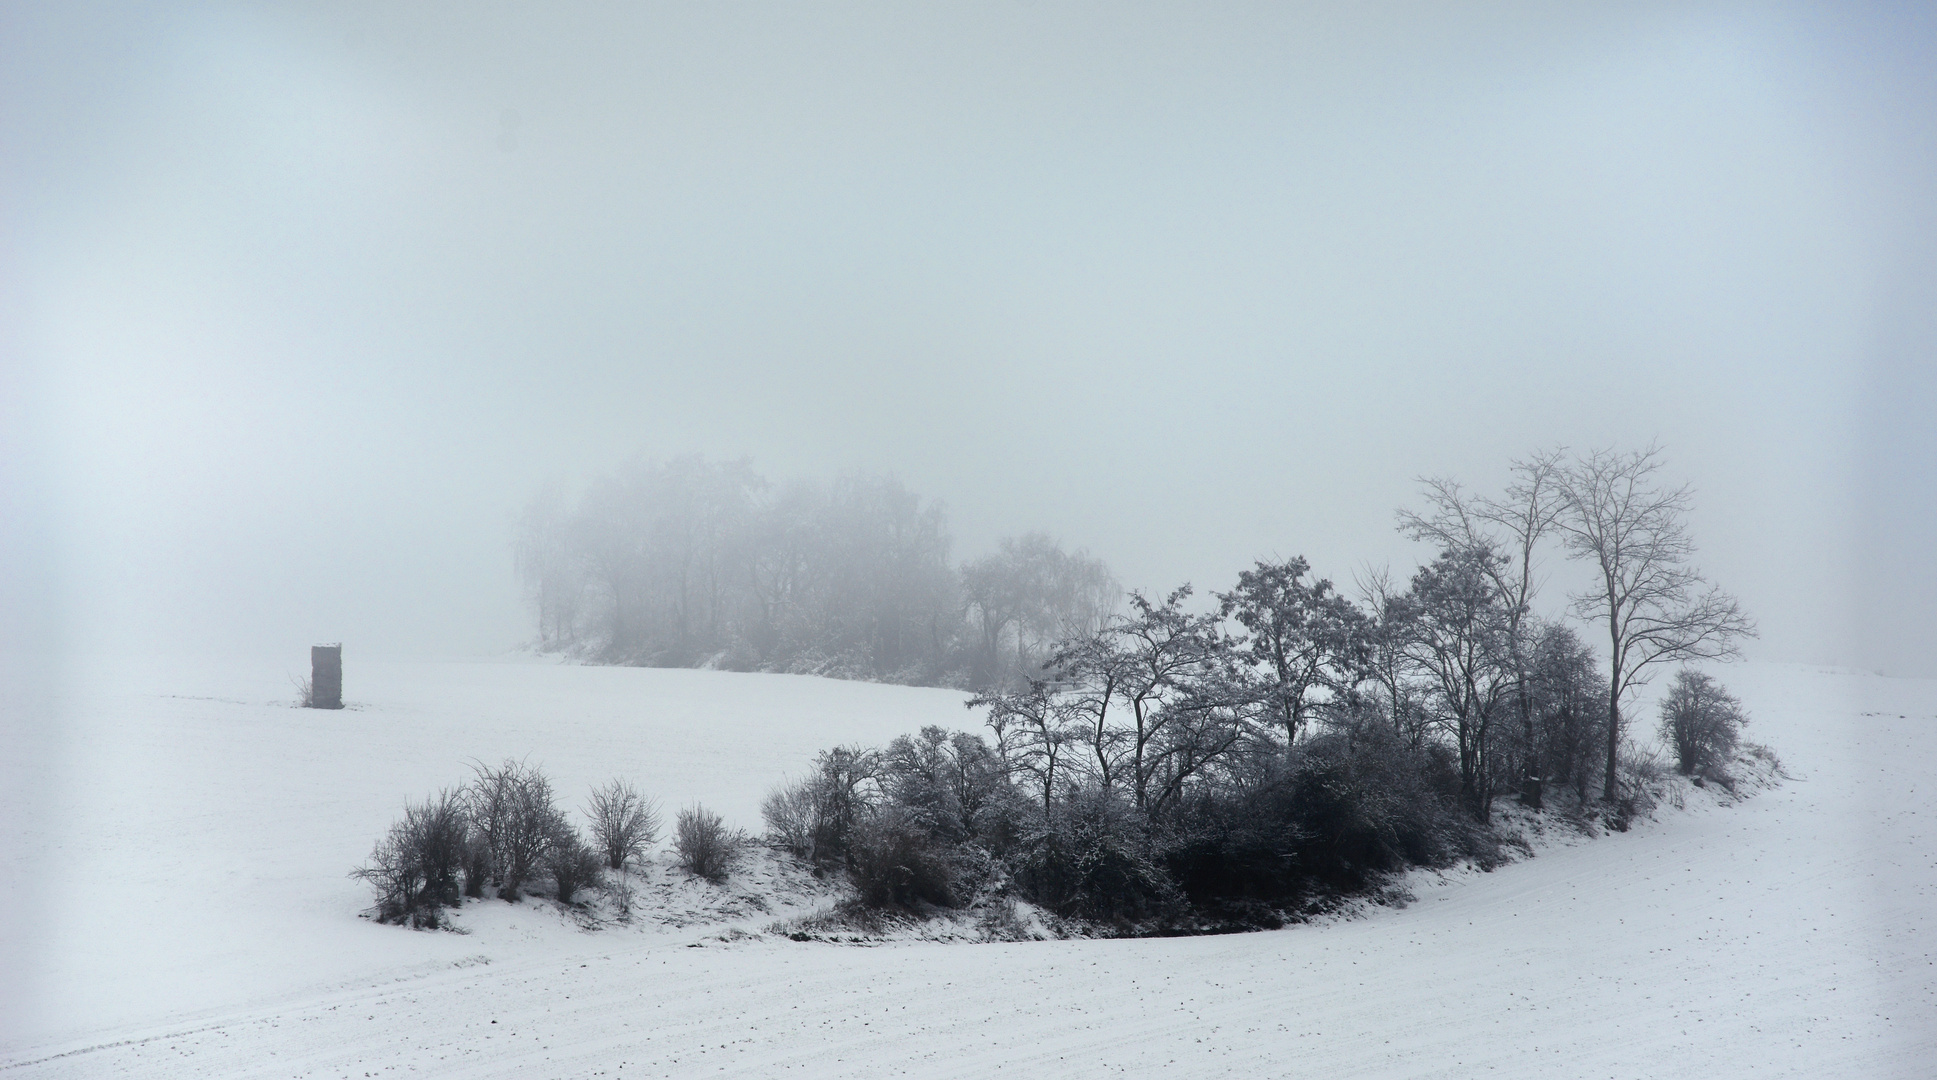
[775,713,1484,931]
[544,824,605,904]
[1658,669,1748,777]
[1528,623,1611,802]
[1162,725,1461,907]
[1286,728,1455,889]
[1163,762,1305,905]
[353,826,426,926]
[675,804,738,882]
[1010,789,1176,923]
[847,808,960,909]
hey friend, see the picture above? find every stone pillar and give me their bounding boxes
[311,645,343,709]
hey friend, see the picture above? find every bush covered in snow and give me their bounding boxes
[762,730,1019,916]
[762,746,877,872]
[350,788,469,927]
[355,764,654,925]
[847,807,962,909]
[674,804,738,882]
[467,759,570,900]
[543,824,606,904]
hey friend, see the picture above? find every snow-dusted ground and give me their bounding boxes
[1,657,1931,1077]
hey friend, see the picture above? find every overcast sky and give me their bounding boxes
[3,1,1932,677]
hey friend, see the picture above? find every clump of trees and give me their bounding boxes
[1392,445,1754,812]
[514,457,1116,688]
[749,445,1758,927]
[352,762,668,928]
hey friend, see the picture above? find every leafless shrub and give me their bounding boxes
[467,759,567,900]
[606,866,637,918]
[352,828,424,926]
[543,821,605,904]
[585,779,660,870]
[675,804,738,882]
[760,746,878,871]
[351,789,468,928]
[1606,741,1669,831]
[762,777,822,863]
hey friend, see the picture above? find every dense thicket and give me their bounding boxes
[515,457,1116,688]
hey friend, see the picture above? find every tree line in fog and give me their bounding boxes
[514,456,1117,689]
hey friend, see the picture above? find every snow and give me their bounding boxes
[1,657,1931,1077]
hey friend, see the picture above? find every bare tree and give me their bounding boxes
[971,678,1076,821]
[1351,565,1431,747]
[1053,587,1223,813]
[1215,556,1365,746]
[960,546,1032,688]
[514,480,588,649]
[1555,447,1755,801]
[1397,545,1517,820]
[960,534,1119,690]
[1398,449,1566,805]
[1047,623,1132,796]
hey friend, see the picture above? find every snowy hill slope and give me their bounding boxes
[2,658,1931,1077]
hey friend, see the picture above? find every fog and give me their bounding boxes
[3,2,1932,676]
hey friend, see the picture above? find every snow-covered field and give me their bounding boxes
[1,656,1931,1077]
